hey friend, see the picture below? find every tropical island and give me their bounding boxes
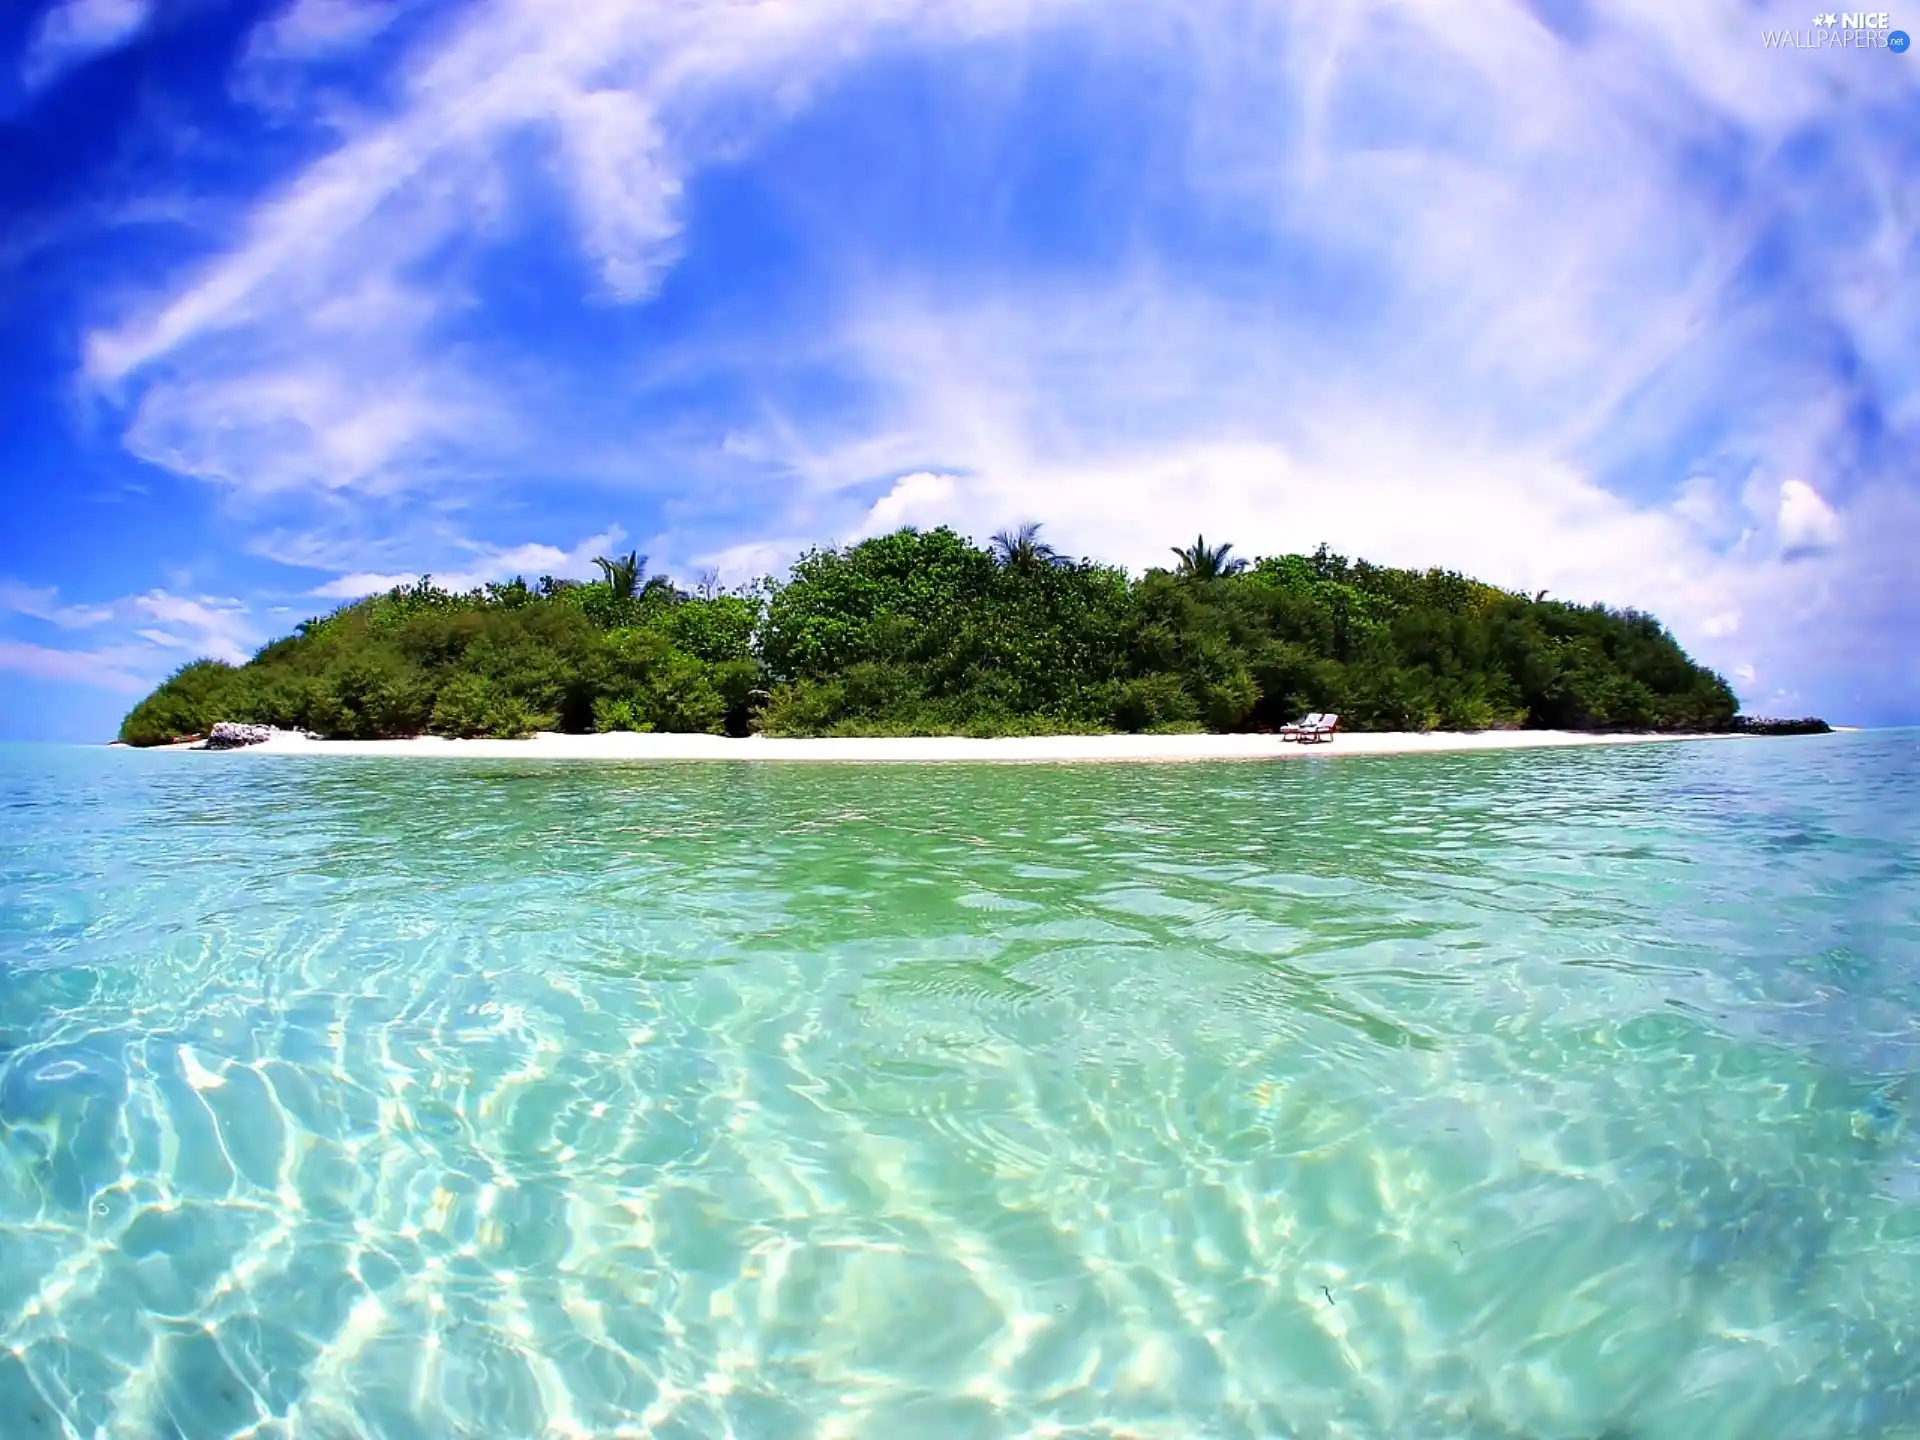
[117,525,1810,749]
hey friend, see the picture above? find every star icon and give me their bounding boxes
[1819,12,1839,24]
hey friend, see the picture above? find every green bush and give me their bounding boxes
[757,678,846,736]
[1110,673,1199,732]
[638,654,727,734]
[307,651,433,739]
[478,692,542,739]
[116,528,1741,743]
[117,660,241,745]
[429,674,493,737]
[1204,666,1260,730]
[428,674,544,738]
[592,696,653,733]
[666,594,761,664]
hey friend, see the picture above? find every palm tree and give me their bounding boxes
[593,551,645,599]
[990,522,1066,574]
[1171,535,1247,580]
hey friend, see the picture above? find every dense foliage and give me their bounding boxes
[118,529,1738,745]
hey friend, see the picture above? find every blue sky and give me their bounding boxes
[1,0,1915,740]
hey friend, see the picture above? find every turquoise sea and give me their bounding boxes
[1,733,1916,1439]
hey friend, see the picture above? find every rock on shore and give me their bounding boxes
[202,722,276,750]
[1728,716,1832,737]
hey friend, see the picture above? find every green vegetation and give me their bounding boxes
[118,528,1739,745]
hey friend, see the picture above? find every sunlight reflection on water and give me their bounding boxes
[0,732,1916,1437]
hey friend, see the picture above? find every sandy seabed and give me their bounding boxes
[141,728,1770,763]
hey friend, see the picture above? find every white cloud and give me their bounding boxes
[306,527,625,599]
[854,472,962,540]
[84,0,1080,497]
[244,0,400,62]
[66,0,1920,722]
[0,581,114,628]
[20,0,150,90]
[691,537,813,587]
[553,88,684,301]
[708,0,1910,721]
[847,430,1744,624]
[0,584,259,691]
[128,591,256,664]
[308,571,415,599]
[0,640,150,694]
[1775,477,1841,558]
[1699,612,1740,639]
[796,256,1909,717]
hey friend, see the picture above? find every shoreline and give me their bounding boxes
[126,728,1801,764]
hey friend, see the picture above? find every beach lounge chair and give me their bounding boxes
[1279,712,1324,740]
[1296,713,1340,744]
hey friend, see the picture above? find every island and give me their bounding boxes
[116,526,1824,751]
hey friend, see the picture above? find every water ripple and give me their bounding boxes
[0,732,1915,1437]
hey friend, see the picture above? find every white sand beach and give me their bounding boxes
[147,728,1774,763]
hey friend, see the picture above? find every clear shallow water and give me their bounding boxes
[1,735,1917,1440]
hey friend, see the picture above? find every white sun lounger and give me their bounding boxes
[1293,713,1340,744]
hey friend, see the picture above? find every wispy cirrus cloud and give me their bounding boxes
[0,640,151,693]
[243,0,405,63]
[19,0,151,90]
[305,527,626,598]
[0,582,259,695]
[122,591,257,664]
[61,0,1920,724]
[83,0,1078,498]
[0,581,115,629]
[709,1,1918,720]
